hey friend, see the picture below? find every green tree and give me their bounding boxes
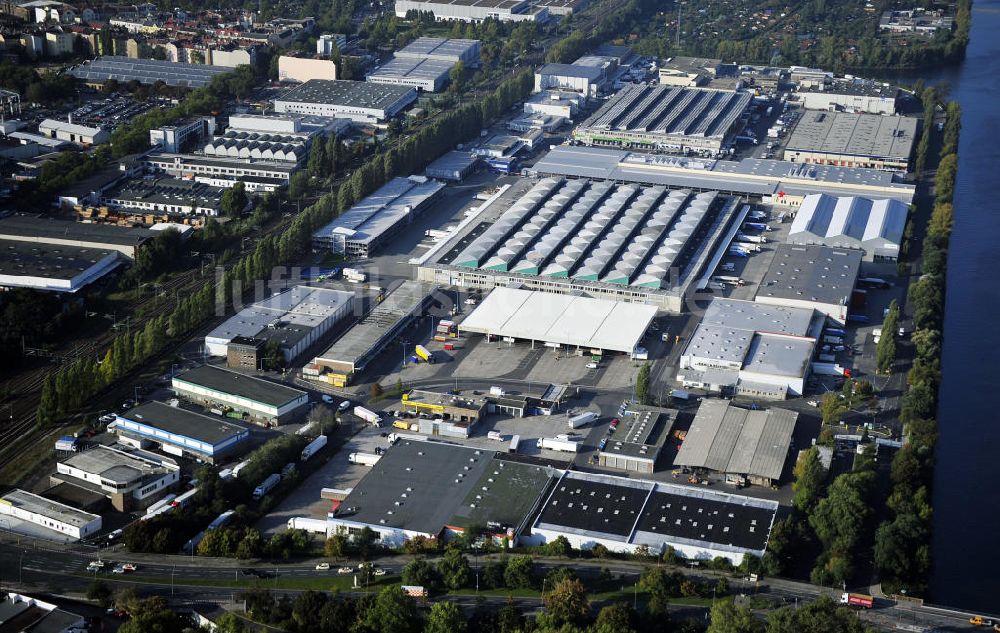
[221,182,249,218]
[215,612,248,633]
[325,533,347,558]
[262,339,284,371]
[593,602,637,633]
[437,547,472,590]
[635,362,651,404]
[876,300,898,374]
[706,599,763,633]
[504,555,535,589]
[792,447,826,512]
[362,586,421,633]
[402,558,440,591]
[425,601,467,633]
[764,595,873,633]
[309,137,329,178]
[87,580,113,608]
[289,171,311,200]
[541,578,590,627]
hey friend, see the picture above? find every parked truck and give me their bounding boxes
[537,437,580,453]
[171,488,198,509]
[145,494,177,516]
[300,435,328,461]
[354,406,381,426]
[568,411,599,429]
[342,268,366,283]
[743,222,771,232]
[487,431,505,441]
[253,474,281,500]
[713,276,746,286]
[349,452,381,466]
[735,232,767,244]
[840,593,874,609]
[287,517,330,534]
[414,345,434,364]
[508,435,521,453]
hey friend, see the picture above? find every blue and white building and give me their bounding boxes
[113,401,251,462]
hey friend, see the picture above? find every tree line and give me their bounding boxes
[873,98,961,596]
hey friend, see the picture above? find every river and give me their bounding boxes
[912,0,1000,613]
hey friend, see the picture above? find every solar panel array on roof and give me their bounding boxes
[68,56,230,88]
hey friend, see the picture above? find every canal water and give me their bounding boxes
[920,0,1000,612]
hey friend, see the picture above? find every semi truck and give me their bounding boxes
[300,435,328,461]
[171,488,198,509]
[743,222,771,231]
[207,510,235,531]
[840,593,874,608]
[713,276,746,286]
[349,452,382,466]
[287,517,330,534]
[537,437,580,453]
[823,335,844,344]
[734,232,767,244]
[231,460,250,478]
[568,411,599,429]
[508,435,520,453]
[145,494,177,516]
[354,406,381,426]
[728,246,750,258]
[414,345,434,363]
[253,474,281,500]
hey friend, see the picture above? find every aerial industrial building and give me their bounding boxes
[0,239,122,293]
[424,151,479,181]
[54,445,180,511]
[38,118,109,146]
[367,57,454,92]
[310,280,433,385]
[783,111,917,171]
[0,489,102,541]
[172,365,309,426]
[69,56,231,88]
[312,177,445,257]
[100,177,229,219]
[416,177,742,311]
[0,214,153,259]
[572,85,752,154]
[794,79,900,115]
[597,407,677,473]
[754,244,862,322]
[324,438,778,562]
[530,146,916,205]
[678,299,822,399]
[113,401,251,463]
[204,286,354,364]
[673,399,798,487]
[459,287,657,356]
[788,193,908,262]
[534,63,607,97]
[273,79,417,124]
[395,37,481,65]
[141,153,298,193]
[277,55,338,83]
[393,0,549,22]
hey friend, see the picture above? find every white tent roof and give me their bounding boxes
[459,287,656,353]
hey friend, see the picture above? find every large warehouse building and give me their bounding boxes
[678,299,822,399]
[273,79,417,124]
[324,438,778,563]
[367,57,453,92]
[393,0,549,22]
[142,153,298,192]
[0,239,122,293]
[113,401,251,462]
[0,489,102,541]
[459,287,657,356]
[572,85,752,155]
[312,177,445,257]
[54,445,180,511]
[754,244,862,322]
[172,365,309,426]
[204,286,354,364]
[69,56,230,88]
[310,281,434,385]
[673,399,798,487]
[794,79,900,115]
[783,111,917,171]
[0,215,153,260]
[395,37,481,65]
[530,146,916,205]
[788,193,908,262]
[416,177,743,312]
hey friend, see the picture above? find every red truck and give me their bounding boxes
[840,593,874,608]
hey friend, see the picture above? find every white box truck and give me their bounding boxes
[300,435,328,461]
[354,406,381,426]
[537,437,580,453]
[253,474,281,500]
[349,452,381,466]
[568,412,599,429]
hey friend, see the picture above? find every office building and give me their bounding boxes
[55,445,180,511]
[316,34,347,57]
[273,79,417,124]
[572,85,752,155]
[783,111,917,171]
[142,152,298,192]
[172,365,310,426]
[754,244,862,322]
[0,489,102,541]
[149,116,217,153]
[112,401,251,463]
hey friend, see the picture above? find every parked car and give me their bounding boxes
[337,567,353,575]
[373,568,386,576]
[315,562,330,571]
[321,395,334,404]
[121,563,137,572]
[338,400,351,412]
[585,362,598,369]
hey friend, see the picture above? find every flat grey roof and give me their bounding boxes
[1,489,100,528]
[601,408,675,460]
[799,78,899,99]
[579,85,751,140]
[755,243,861,306]
[61,444,167,482]
[674,400,797,481]
[172,365,307,407]
[425,150,478,175]
[536,472,653,538]
[368,57,453,82]
[104,177,224,208]
[396,37,480,61]
[145,152,298,174]
[0,239,117,281]
[0,214,154,247]
[275,79,415,109]
[315,280,431,369]
[118,401,249,445]
[449,455,554,530]
[336,440,500,534]
[537,63,605,81]
[206,286,353,348]
[69,56,230,88]
[784,111,917,160]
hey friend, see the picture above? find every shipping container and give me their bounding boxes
[444,343,455,351]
